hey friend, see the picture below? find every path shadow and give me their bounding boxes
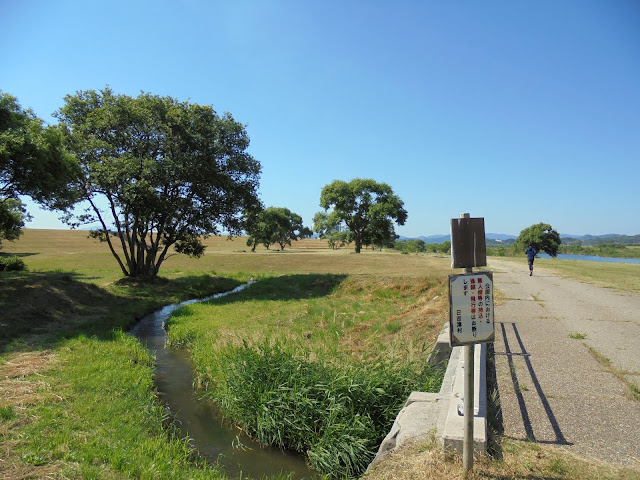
[494,321,572,446]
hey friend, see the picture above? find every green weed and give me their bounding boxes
[0,405,15,420]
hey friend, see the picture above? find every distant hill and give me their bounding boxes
[398,233,639,246]
[398,233,516,244]
[560,234,640,246]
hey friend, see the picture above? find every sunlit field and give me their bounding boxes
[0,229,452,479]
[2,230,637,479]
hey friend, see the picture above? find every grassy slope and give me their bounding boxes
[165,274,448,476]
[1,230,638,479]
[489,256,640,292]
[0,230,450,479]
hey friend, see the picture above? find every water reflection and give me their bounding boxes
[130,284,319,479]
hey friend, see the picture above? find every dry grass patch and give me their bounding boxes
[0,351,55,408]
[364,438,640,480]
[0,350,59,480]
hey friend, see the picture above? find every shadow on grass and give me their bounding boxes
[0,271,236,353]
[211,274,348,305]
[0,272,348,354]
[0,251,38,258]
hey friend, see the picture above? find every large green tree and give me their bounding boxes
[317,178,407,253]
[245,206,311,251]
[515,222,561,257]
[57,87,261,277]
[0,198,30,248]
[0,92,78,245]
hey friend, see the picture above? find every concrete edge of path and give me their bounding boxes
[367,322,488,470]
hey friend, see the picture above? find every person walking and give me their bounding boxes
[525,244,537,276]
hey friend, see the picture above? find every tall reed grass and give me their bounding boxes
[164,274,447,477]
[200,340,444,478]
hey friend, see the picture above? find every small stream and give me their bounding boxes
[129,283,318,479]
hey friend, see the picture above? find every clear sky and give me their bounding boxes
[2,0,639,236]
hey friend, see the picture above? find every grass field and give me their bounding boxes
[1,229,638,479]
[489,256,640,292]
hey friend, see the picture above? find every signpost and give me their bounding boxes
[449,272,494,346]
[449,213,494,475]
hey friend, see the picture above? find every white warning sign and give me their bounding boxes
[449,272,494,346]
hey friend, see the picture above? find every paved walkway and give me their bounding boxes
[489,259,640,466]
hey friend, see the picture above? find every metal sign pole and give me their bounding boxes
[449,212,494,475]
[461,213,474,474]
[463,342,474,473]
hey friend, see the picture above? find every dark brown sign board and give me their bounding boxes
[450,217,487,268]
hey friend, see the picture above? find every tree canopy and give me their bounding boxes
[0,91,78,246]
[313,211,349,250]
[317,178,407,253]
[57,87,261,277]
[0,198,30,248]
[515,222,561,257]
[245,206,311,251]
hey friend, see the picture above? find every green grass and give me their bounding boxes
[490,256,640,292]
[10,231,637,479]
[17,332,225,479]
[0,405,15,420]
[166,274,446,478]
[0,272,242,479]
[1,230,451,479]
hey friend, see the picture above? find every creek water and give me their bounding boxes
[129,284,319,479]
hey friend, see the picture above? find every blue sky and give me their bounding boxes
[2,0,639,236]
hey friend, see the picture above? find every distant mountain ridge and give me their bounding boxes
[398,233,517,244]
[398,233,640,245]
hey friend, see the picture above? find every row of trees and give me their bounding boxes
[244,207,312,251]
[394,223,563,258]
[1,88,410,276]
[2,87,562,277]
[394,239,451,254]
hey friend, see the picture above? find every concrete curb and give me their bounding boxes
[368,322,488,469]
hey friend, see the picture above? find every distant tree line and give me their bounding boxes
[244,207,312,251]
[557,242,640,259]
[1,89,409,276]
[393,239,451,254]
[561,235,640,246]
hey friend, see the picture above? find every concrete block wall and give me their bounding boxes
[368,322,488,469]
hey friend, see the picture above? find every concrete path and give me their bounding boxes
[489,259,640,466]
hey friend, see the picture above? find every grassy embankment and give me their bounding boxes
[487,243,640,260]
[1,230,638,479]
[1,230,249,479]
[0,230,449,479]
[490,256,640,292]
[165,274,447,476]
